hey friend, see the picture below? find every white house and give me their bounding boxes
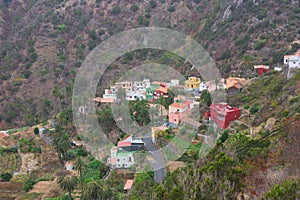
[199,82,208,92]
[284,52,300,79]
[287,56,300,68]
[115,151,135,169]
[126,91,146,101]
[108,147,135,169]
[169,102,188,116]
[133,79,150,91]
[65,162,74,170]
[103,89,117,100]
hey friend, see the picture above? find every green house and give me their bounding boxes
[146,84,159,100]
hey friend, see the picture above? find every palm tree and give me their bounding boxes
[60,133,72,161]
[74,156,87,190]
[81,180,112,200]
[156,96,165,116]
[52,132,71,162]
[57,175,78,200]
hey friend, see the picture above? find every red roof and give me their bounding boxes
[124,180,134,190]
[117,141,131,147]
[170,102,188,109]
[65,162,73,167]
[155,87,168,94]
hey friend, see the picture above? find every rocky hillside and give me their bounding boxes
[0,0,299,128]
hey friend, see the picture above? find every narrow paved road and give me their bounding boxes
[142,137,166,183]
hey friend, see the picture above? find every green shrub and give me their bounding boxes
[23,178,36,192]
[262,179,300,200]
[111,5,121,15]
[219,130,229,143]
[1,173,12,182]
[34,127,39,135]
[250,105,259,114]
[243,105,250,109]
[167,5,175,12]
[254,39,267,50]
[130,4,139,12]
[149,0,157,8]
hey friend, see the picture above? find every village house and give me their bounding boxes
[146,85,159,101]
[103,89,117,100]
[64,162,74,170]
[168,102,189,126]
[117,135,145,151]
[209,103,241,129]
[284,51,300,79]
[109,149,135,169]
[108,135,145,169]
[199,82,208,93]
[169,102,189,116]
[254,65,270,76]
[154,86,168,100]
[225,77,250,96]
[125,91,146,101]
[184,77,201,92]
[93,97,115,106]
[115,81,133,92]
[133,79,150,92]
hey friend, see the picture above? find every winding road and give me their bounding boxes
[142,137,166,183]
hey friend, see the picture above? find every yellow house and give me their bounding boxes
[184,77,200,91]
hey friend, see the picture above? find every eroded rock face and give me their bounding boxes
[19,152,41,174]
[264,118,276,132]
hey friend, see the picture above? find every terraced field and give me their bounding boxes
[0,153,21,174]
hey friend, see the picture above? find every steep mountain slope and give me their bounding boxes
[0,0,299,129]
[128,71,300,199]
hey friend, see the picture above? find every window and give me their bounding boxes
[117,159,120,161]
[218,114,224,120]
[128,157,132,162]
[177,109,179,111]
[174,119,177,121]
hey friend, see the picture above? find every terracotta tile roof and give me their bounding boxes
[65,162,73,167]
[101,98,115,103]
[117,141,131,147]
[226,77,249,89]
[170,102,188,109]
[93,97,102,102]
[155,87,168,94]
[93,97,115,103]
[124,180,134,190]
